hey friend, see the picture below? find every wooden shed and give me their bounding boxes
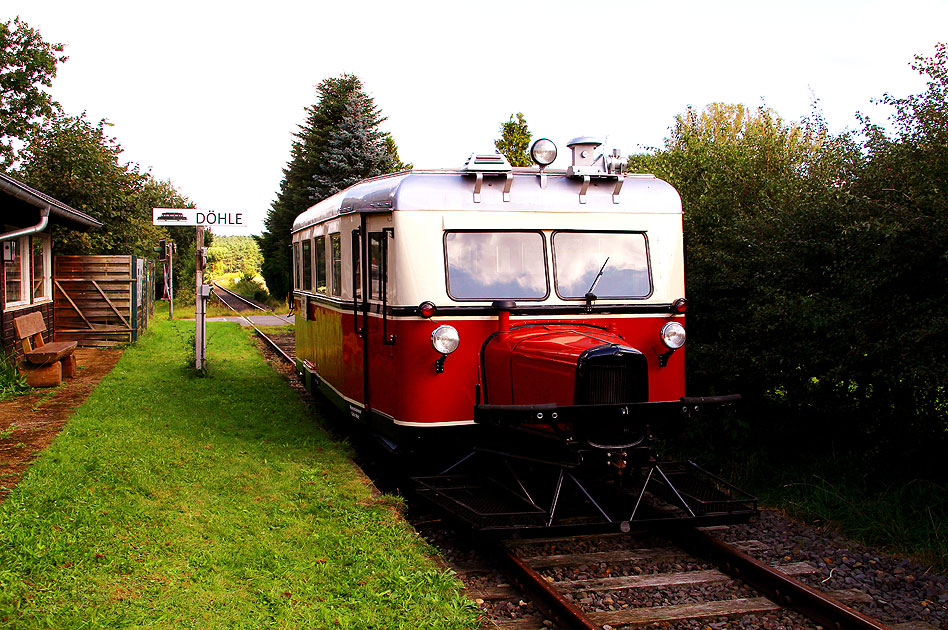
[1,172,102,361]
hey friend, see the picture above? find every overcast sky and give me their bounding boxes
[6,0,947,235]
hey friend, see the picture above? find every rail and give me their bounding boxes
[678,528,892,630]
[209,282,295,366]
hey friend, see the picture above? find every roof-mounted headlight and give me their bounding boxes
[431,325,460,355]
[660,321,686,350]
[530,138,557,167]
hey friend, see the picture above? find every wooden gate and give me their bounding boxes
[53,255,154,347]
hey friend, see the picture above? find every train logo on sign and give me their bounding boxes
[152,208,245,227]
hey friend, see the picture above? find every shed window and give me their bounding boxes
[32,234,50,301]
[3,232,50,310]
[3,237,25,307]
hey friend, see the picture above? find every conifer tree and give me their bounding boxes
[259,74,404,301]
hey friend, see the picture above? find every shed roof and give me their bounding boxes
[0,171,102,230]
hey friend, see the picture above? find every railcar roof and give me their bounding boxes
[291,168,681,233]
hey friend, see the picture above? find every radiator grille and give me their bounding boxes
[575,346,648,404]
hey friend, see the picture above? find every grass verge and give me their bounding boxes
[0,317,479,629]
[735,455,947,575]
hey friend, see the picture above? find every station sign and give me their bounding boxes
[153,208,245,227]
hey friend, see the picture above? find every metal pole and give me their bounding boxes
[168,245,174,319]
[195,226,205,370]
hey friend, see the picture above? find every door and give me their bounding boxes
[359,214,396,421]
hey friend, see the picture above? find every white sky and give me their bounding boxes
[6,0,947,235]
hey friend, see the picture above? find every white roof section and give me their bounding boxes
[291,169,681,234]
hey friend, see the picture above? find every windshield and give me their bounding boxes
[445,231,548,300]
[553,231,651,299]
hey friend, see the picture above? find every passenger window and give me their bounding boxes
[315,236,327,294]
[301,239,312,291]
[369,233,385,300]
[330,234,342,297]
[445,231,548,300]
[352,231,361,300]
[553,231,651,299]
[293,242,301,290]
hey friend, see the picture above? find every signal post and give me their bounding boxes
[153,208,245,371]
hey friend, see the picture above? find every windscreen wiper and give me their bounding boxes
[585,256,609,310]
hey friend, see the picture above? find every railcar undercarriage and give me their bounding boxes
[411,398,758,534]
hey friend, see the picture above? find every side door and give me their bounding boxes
[342,215,366,416]
[361,215,396,420]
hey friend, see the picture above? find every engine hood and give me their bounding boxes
[481,324,646,406]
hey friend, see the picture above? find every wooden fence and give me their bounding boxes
[53,255,155,347]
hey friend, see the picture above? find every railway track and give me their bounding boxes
[419,524,894,630]
[211,280,289,316]
[209,281,295,365]
[473,529,890,630]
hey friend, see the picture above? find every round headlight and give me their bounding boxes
[530,138,557,166]
[660,321,686,350]
[431,325,460,354]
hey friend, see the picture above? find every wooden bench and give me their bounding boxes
[13,312,78,387]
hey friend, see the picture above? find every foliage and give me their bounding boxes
[0,317,479,629]
[15,112,190,254]
[207,235,263,277]
[0,352,28,401]
[494,112,532,166]
[0,17,67,167]
[383,135,412,172]
[844,42,948,469]
[258,74,405,301]
[630,46,948,479]
[232,271,269,303]
[14,111,200,295]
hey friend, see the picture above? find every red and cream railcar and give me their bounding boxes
[291,138,699,454]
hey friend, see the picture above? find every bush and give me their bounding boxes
[0,353,28,401]
[232,272,270,304]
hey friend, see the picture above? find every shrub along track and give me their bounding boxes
[0,348,123,502]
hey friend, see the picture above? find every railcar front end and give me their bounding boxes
[291,137,756,532]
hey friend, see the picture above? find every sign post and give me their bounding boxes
[195,226,206,371]
[153,208,246,372]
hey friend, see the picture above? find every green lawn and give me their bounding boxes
[0,317,479,629]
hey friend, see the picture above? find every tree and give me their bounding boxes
[0,17,67,167]
[258,74,403,301]
[843,43,948,466]
[494,112,531,166]
[15,111,199,297]
[207,235,263,277]
[628,102,870,461]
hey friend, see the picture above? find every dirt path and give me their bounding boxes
[0,348,123,502]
